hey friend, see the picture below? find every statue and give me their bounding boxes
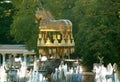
[93,62,120,82]
[36,7,75,58]
[35,8,72,33]
[98,56,104,65]
[35,8,73,39]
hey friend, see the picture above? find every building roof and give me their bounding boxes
[0,44,35,55]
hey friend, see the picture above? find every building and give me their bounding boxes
[0,44,35,66]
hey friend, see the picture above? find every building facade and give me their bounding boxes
[0,44,35,66]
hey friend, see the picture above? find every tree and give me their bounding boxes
[11,0,39,50]
[0,1,15,44]
[73,0,120,70]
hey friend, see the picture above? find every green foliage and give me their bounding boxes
[73,0,120,70]
[11,0,39,50]
[0,1,15,44]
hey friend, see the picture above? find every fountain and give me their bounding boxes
[93,56,120,82]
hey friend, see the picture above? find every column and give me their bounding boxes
[9,55,12,68]
[23,54,27,63]
[2,53,6,65]
[12,53,16,68]
[0,54,1,66]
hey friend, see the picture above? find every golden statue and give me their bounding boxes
[36,8,75,58]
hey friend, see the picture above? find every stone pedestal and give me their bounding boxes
[82,72,95,82]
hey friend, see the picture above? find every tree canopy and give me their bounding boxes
[11,0,39,50]
[73,0,120,70]
[0,0,15,44]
